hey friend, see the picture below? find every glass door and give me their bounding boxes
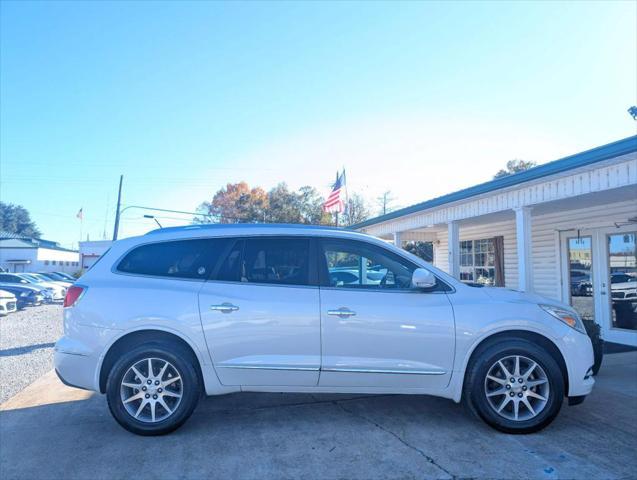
[563,234,595,324]
[602,229,637,346]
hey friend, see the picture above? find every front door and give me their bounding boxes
[561,227,637,347]
[199,237,321,386]
[317,238,455,391]
[601,227,637,346]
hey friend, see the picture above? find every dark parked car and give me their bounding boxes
[0,284,44,308]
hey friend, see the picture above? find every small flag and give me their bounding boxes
[323,170,346,213]
[76,208,83,220]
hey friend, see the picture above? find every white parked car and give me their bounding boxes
[0,289,17,316]
[17,273,67,301]
[32,272,73,289]
[55,225,595,436]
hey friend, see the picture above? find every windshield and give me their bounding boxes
[19,274,42,283]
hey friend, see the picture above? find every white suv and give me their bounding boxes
[55,224,594,435]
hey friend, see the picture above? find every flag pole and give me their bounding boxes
[342,167,348,226]
[334,170,339,227]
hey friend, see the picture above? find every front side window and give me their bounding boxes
[321,239,416,290]
[117,239,230,279]
[241,238,310,286]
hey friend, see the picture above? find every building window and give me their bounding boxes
[460,239,496,286]
[66,261,70,266]
[52,260,57,266]
[44,260,50,266]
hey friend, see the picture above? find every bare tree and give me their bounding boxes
[343,193,370,226]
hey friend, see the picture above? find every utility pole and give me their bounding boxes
[377,190,394,215]
[112,175,124,241]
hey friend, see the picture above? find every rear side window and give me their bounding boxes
[242,238,310,286]
[117,239,230,279]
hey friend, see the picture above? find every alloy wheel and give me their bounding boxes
[484,355,550,421]
[120,357,183,423]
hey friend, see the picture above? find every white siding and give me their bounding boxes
[430,199,637,300]
[531,199,637,300]
[433,219,519,290]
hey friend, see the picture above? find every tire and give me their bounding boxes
[463,339,565,434]
[106,341,201,436]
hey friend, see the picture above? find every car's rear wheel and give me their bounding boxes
[106,342,200,435]
[464,339,564,434]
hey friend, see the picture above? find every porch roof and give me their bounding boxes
[351,135,637,230]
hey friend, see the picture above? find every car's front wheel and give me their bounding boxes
[464,339,565,434]
[106,341,201,435]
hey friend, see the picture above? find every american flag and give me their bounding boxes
[323,170,346,213]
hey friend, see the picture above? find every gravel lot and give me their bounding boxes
[0,305,63,404]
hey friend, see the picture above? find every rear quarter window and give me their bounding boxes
[116,238,230,280]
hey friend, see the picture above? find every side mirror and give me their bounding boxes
[412,268,436,289]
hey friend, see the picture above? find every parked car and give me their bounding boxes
[610,273,637,330]
[0,289,17,316]
[55,225,595,436]
[29,272,72,288]
[16,273,66,301]
[570,270,592,297]
[610,273,637,301]
[0,273,57,303]
[0,284,44,308]
[36,272,73,284]
[53,271,77,282]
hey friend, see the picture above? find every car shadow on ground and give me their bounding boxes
[1,353,636,480]
[0,342,56,357]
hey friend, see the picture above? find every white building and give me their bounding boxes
[354,135,637,347]
[0,233,80,273]
[79,240,113,272]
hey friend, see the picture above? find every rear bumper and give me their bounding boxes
[54,335,101,391]
[54,350,98,391]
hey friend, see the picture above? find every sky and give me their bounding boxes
[1,0,636,248]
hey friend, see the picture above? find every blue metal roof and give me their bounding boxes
[350,135,637,230]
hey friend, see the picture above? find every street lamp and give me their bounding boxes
[113,205,214,239]
[143,215,163,229]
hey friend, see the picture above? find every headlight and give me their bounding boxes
[540,304,586,333]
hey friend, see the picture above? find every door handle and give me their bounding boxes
[327,308,356,318]
[210,303,239,313]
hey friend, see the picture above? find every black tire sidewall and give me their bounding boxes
[106,342,200,436]
[465,340,565,434]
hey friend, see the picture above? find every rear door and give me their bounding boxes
[199,236,321,386]
[317,238,456,391]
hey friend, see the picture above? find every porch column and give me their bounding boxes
[515,206,533,292]
[447,221,460,279]
[393,231,403,248]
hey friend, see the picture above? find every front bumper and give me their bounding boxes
[561,330,596,398]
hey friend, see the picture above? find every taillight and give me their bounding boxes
[64,286,86,308]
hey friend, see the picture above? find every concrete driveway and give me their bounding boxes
[1,353,636,480]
